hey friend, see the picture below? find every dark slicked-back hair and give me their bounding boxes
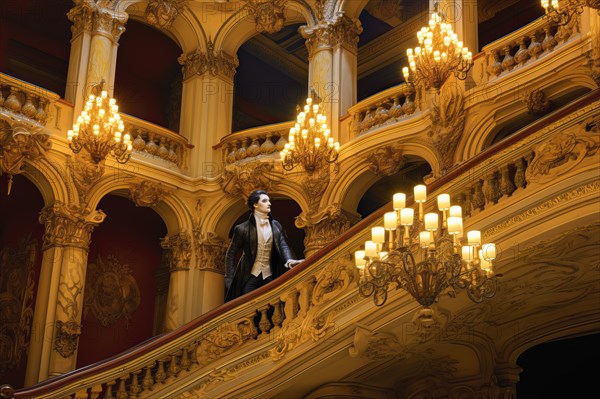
[247,190,269,211]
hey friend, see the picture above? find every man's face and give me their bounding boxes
[255,194,271,213]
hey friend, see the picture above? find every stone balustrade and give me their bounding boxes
[347,83,417,137]
[482,13,579,82]
[0,73,59,125]
[217,121,293,164]
[121,114,190,171]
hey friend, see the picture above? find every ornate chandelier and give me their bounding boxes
[541,1,599,26]
[280,93,339,173]
[402,6,473,90]
[355,185,499,310]
[67,82,132,164]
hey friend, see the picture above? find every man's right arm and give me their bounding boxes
[225,226,243,289]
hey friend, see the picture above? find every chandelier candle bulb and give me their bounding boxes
[449,205,462,218]
[447,216,463,235]
[481,243,497,260]
[437,194,450,211]
[467,230,481,246]
[400,208,414,225]
[384,212,397,230]
[420,231,432,248]
[414,185,427,202]
[365,241,378,258]
[393,193,406,210]
[355,250,366,268]
[372,227,385,244]
[479,249,492,271]
[462,245,474,262]
[424,213,439,231]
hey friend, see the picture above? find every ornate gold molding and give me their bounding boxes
[128,180,169,207]
[194,232,228,273]
[39,202,106,251]
[429,90,466,173]
[349,325,411,361]
[145,0,187,29]
[161,232,192,272]
[243,0,286,34]
[178,42,239,81]
[526,123,599,184]
[84,255,140,328]
[0,236,37,373]
[67,153,105,205]
[300,14,362,57]
[295,204,358,256]
[366,144,404,176]
[0,120,51,194]
[54,320,81,359]
[221,160,277,198]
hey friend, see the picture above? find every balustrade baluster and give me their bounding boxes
[141,364,155,391]
[104,381,116,399]
[258,306,272,336]
[129,370,142,397]
[89,385,103,399]
[500,165,516,198]
[471,180,485,211]
[514,157,528,189]
[167,353,181,378]
[155,359,167,384]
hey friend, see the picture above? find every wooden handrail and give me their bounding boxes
[13,88,599,397]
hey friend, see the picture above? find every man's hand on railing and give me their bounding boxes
[287,259,304,268]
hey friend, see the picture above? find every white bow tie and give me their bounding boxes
[258,218,269,226]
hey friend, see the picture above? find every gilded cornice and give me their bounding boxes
[178,43,239,81]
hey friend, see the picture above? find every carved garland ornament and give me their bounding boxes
[195,232,228,273]
[221,160,277,198]
[83,255,140,328]
[243,0,286,34]
[295,203,358,255]
[429,90,466,173]
[0,120,51,194]
[128,180,169,207]
[178,41,239,81]
[145,0,188,29]
[366,144,404,176]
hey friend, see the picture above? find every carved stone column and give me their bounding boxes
[300,13,362,141]
[194,232,228,313]
[160,232,192,331]
[295,204,358,257]
[178,42,239,178]
[66,0,128,118]
[25,202,105,385]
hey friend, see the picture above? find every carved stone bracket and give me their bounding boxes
[161,232,192,272]
[54,320,82,358]
[523,88,553,115]
[525,123,599,184]
[145,0,187,29]
[221,160,278,198]
[67,0,128,41]
[300,13,363,57]
[243,0,286,34]
[366,144,404,176]
[349,325,412,361]
[195,232,228,273]
[295,204,358,257]
[128,180,169,207]
[39,202,106,251]
[178,41,239,81]
[429,90,466,174]
[0,120,51,194]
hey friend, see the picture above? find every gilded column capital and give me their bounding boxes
[39,202,106,251]
[300,14,362,57]
[161,232,192,272]
[194,232,228,273]
[178,42,239,81]
[67,0,128,42]
[295,203,359,256]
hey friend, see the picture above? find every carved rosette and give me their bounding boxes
[178,42,239,81]
[525,123,599,184]
[145,0,188,29]
[161,232,192,272]
[67,0,128,42]
[39,202,106,251]
[0,121,51,194]
[221,161,277,198]
[429,90,466,173]
[195,232,228,273]
[366,144,404,176]
[300,14,362,57]
[129,180,168,207]
[295,204,358,256]
[243,0,286,34]
[523,88,552,115]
